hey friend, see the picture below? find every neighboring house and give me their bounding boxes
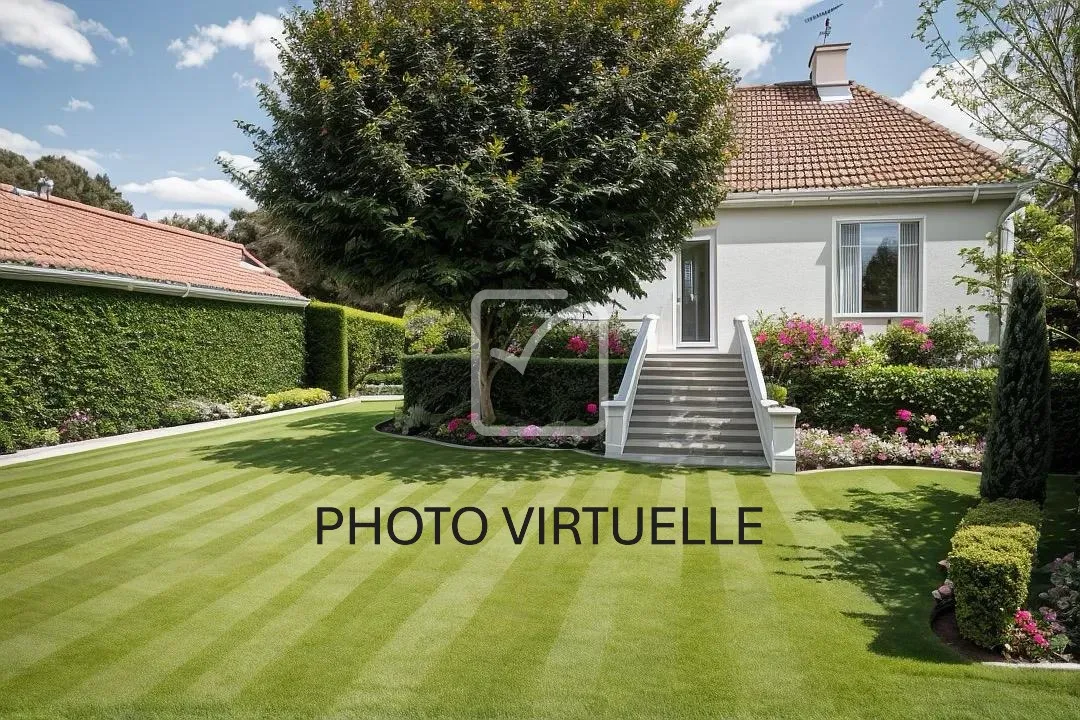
[602,43,1024,472]
[0,183,305,306]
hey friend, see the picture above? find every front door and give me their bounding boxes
[677,238,713,345]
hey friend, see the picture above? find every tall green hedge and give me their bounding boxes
[403,354,626,423]
[0,279,305,448]
[304,301,349,399]
[788,364,1080,472]
[343,307,404,390]
[949,499,1042,648]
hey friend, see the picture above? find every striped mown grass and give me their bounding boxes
[0,401,1077,719]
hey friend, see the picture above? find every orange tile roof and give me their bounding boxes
[726,81,1019,193]
[0,185,305,301]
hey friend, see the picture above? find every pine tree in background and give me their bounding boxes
[980,267,1052,503]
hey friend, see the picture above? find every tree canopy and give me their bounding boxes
[226,0,736,419]
[158,212,231,238]
[0,150,133,215]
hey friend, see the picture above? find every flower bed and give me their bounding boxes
[796,426,984,471]
[379,405,603,451]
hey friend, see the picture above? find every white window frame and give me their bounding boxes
[832,215,927,319]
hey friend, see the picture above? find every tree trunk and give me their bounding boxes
[1072,185,1080,303]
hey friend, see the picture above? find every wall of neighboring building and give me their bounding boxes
[605,197,1011,351]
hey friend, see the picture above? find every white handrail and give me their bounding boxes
[602,313,658,457]
[733,314,775,468]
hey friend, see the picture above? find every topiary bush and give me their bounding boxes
[981,268,1052,503]
[265,387,333,410]
[402,354,626,424]
[0,280,305,449]
[305,301,349,399]
[949,499,1042,649]
[343,307,404,391]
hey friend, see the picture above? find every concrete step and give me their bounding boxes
[637,378,749,390]
[642,362,742,372]
[633,394,751,406]
[646,353,741,362]
[628,416,759,432]
[627,427,761,442]
[618,452,769,469]
[640,369,747,380]
[624,438,763,453]
[631,404,755,418]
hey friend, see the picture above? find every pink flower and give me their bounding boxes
[468,411,480,422]
[830,358,848,367]
[522,425,542,439]
[896,409,914,422]
[498,427,509,437]
[1023,622,1038,634]
[566,336,590,356]
[585,402,599,415]
[447,418,461,432]
[755,332,767,345]
[782,352,793,360]
[916,323,929,334]
[465,432,478,441]
[1033,633,1049,647]
[896,426,908,435]
[1015,609,1033,623]
[778,332,792,346]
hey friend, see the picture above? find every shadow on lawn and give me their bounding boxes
[777,482,976,662]
[194,409,730,484]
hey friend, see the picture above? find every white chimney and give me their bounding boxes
[809,43,852,103]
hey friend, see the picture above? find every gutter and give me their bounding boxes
[719,183,1024,208]
[0,264,310,308]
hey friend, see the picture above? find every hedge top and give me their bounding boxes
[0,183,305,303]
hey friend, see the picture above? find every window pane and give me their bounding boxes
[860,222,898,312]
[898,221,920,312]
[839,223,861,314]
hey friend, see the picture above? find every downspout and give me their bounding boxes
[991,181,1037,342]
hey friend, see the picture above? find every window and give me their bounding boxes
[837,220,921,314]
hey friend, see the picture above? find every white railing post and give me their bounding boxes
[733,315,800,474]
[602,314,658,458]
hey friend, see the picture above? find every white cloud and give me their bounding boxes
[146,207,233,223]
[44,124,65,136]
[895,65,1012,154]
[216,150,258,174]
[232,71,260,93]
[17,53,46,69]
[120,177,256,210]
[169,13,283,76]
[63,97,93,112]
[690,0,820,77]
[0,0,128,66]
[0,126,105,173]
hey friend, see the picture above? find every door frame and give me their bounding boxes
[673,232,717,348]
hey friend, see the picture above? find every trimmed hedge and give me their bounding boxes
[304,301,349,398]
[402,354,626,423]
[0,280,305,448]
[949,499,1042,648]
[788,364,1080,472]
[343,307,404,390]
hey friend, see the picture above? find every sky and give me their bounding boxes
[0,0,986,221]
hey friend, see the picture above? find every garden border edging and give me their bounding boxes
[0,398,363,468]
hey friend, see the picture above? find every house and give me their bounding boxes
[601,43,1023,472]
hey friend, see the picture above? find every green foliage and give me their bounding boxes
[365,371,402,385]
[304,301,349,398]
[789,362,1080,472]
[402,354,626,424]
[265,387,333,410]
[0,280,305,448]
[404,307,470,355]
[394,403,440,435]
[158,212,230,238]
[343,306,404,390]
[0,150,133,214]
[871,311,991,368]
[765,383,787,406]
[981,269,1052,503]
[949,499,1042,649]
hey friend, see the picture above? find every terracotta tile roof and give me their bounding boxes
[0,185,305,301]
[726,81,1019,193]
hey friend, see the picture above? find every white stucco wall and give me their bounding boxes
[606,197,1011,351]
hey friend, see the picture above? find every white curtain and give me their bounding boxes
[838,223,861,314]
[898,221,920,313]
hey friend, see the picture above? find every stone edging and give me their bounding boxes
[981,661,1080,671]
[797,465,979,476]
[374,422,601,459]
[0,398,366,468]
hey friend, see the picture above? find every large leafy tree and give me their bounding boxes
[226,0,735,420]
[158,212,231,238]
[916,1,1080,311]
[0,150,133,215]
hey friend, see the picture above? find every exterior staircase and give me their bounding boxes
[621,353,768,468]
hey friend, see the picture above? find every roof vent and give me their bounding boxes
[37,176,54,200]
[809,43,852,103]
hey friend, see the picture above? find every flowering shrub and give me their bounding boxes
[1002,608,1071,662]
[752,312,865,381]
[566,335,590,356]
[58,409,98,443]
[893,408,940,441]
[873,319,934,366]
[872,311,995,368]
[796,425,983,471]
[510,315,636,360]
[431,413,592,449]
[1039,553,1080,648]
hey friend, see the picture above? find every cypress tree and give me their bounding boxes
[980,268,1052,503]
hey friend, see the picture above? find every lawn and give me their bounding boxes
[0,401,1077,720]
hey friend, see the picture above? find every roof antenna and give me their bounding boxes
[804,3,844,42]
[37,176,54,200]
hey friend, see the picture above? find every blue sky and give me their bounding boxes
[0,0,978,220]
